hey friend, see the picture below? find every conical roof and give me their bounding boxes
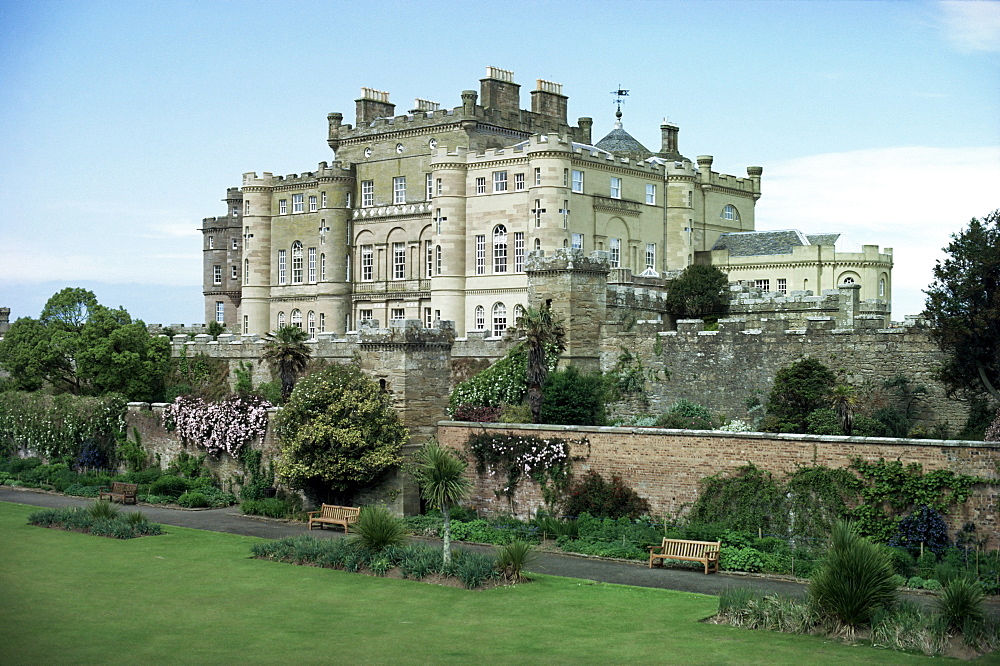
[595,111,652,161]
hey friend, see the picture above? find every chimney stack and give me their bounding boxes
[355,88,395,125]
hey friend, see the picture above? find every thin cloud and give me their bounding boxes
[938,0,1000,52]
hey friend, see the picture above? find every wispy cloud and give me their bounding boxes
[937,0,1000,52]
[756,145,1000,319]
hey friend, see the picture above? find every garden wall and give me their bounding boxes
[437,422,1000,543]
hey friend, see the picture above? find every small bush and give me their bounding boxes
[149,475,189,498]
[563,471,650,520]
[656,399,718,430]
[351,505,408,552]
[455,552,497,588]
[88,500,121,521]
[908,576,925,589]
[242,497,291,519]
[177,491,209,508]
[805,408,843,435]
[452,404,503,423]
[937,577,984,632]
[495,540,535,583]
[923,578,943,591]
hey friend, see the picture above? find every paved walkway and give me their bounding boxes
[7,485,991,614]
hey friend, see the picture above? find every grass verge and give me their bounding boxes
[0,501,930,664]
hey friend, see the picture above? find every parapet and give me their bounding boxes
[524,249,611,275]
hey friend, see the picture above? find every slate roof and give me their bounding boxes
[805,233,841,246]
[595,126,653,161]
[711,230,812,256]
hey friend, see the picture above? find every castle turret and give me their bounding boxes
[240,172,274,335]
[429,148,470,334]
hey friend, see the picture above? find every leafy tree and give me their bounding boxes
[261,325,312,401]
[274,364,407,504]
[924,210,1000,402]
[764,357,836,433]
[0,288,168,401]
[828,383,859,435]
[664,264,729,319]
[412,440,471,565]
[515,305,566,424]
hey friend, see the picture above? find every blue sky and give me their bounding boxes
[1,0,997,324]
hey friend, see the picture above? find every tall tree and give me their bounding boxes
[412,440,472,565]
[664,264,729,319]
[828,383,859,435]
[924,210,1000,401]
[515,305,565,424]
[261,325,312,401]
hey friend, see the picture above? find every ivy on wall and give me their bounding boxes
[0,391,125,460]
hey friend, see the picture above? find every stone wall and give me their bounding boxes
[438,422,1000,544]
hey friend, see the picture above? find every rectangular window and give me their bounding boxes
[425,240,433,278]
[321,253,327,281]
[646,184,656,205]
[208,235,214,249]
[321,191,328,208]
[514,232,525,272]
[561,200,569,229]
[514,173,525,191]
[687,191,693,207]
[475,177,486,195]
[244,200,250,215]
[278,250,286,284]
[435,245,441,275]
[534,167,541,186]
[424,307,433,328]
[231,266,238,280]
[308,247,316,283]
[426,173,433,200]
[361,181,374,207]
[645,243,656,271]
[359,309,373,322]
[309,195,317,212]
[345,192,351,208]
[435,178,442,196]
[610,177,622,199]
[232,206,239,216]
[215,302,225,323]
[393,176,406,204]
[292,194,304,213]
[319,312,325,333]
[244,258,249,284]
[777,278,787,295]
[361,245,373,281]
[572,233,584,250]
[232,238,238,251]
[534,199,542,228]
[493,171,507,192]
[610,238,621,268]
[435,208,443,235]
[279,199,287,215]
[243,315,249,335]
[755,278,771,292]
[475,235,485,275]
[213,265,222,285]
[571,170,583,192]
[563,168,569,187]
[391,308,405,322]
[392,241,405,279]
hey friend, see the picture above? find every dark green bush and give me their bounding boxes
[765,357,836,433]
[806,408,843,435]
[241,497,291,518]
[149,475,189,498]
[563,471,650,519]
[540,365,606,426]
[27,506,162,538]
[937,577,985,633]
[655,399,718,430]
[177,491,209,508]
[351,505,408,552]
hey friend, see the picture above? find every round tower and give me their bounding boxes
[315,165,355,333]
[526,136,575,254]
[429,147,469,334]
[240,172,274,335]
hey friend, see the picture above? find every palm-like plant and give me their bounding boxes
[413,440,472,565]
[828,383,859,435]
[515,305,565,424]
[261,325,311,401]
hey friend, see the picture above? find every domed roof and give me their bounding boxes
[594,109,652,161]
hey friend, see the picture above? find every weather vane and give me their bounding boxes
[611,86,629,121]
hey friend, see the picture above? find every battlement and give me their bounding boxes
[524,248,611,274]
[241,163,352,189]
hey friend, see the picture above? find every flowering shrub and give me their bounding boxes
[449,343,560,415]
[162,394,270,458]
[718,419,753,432]
[0,391,125,460]
[986,407,1000,442]
[466,432,583,510]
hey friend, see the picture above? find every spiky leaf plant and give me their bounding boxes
[495,540,536,583]
[351,505,408,552]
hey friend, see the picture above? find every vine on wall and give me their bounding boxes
[0,391,125,460]
[466,432,586,512]
[162,394,270,458]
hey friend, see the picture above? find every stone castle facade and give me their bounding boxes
[201,67,892,336]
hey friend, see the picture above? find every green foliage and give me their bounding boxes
[466,432,575,512]
[805,408,843,435]
[241,498,292,518]
[764,357,836,433]
[937,577,985,633]
[116,428,147,473]
[27,505,162,538]
[514,305,566,424]
[239,448,275,501]
[655,398,718,430]
[449,343,555,414]
[495,540,535,583]
[165,348,231,402]
[262,325,312,401]
[87,499,121,520]
[924,209,1000,402]
[206,321,225,339]
[664,264,729,318]
[176,491,210,508]
[563,471,650,519]
[809,521,897,629]
[691,464,785,534]
[0,391,125,461]
[719,546,765,573]
[351,505,408,552]
[149,475,189,498]
[275,363,407,503]
[166,451,211,479]
[540,366,606,426]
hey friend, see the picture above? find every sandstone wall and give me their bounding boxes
[438,422,1000,543]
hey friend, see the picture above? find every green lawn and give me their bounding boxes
[0,501,934,665]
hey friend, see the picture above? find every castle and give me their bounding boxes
[201,67,893,335]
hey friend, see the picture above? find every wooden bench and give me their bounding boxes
[307,504,360,533]
[648,538,721,574]
[98,482,138,505]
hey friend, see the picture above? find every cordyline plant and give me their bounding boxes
[162,394,271,458]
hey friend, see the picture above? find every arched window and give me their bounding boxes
[842,276,855,284]
[291,241,304,283]
[435,245,442,275]
[721,205,740,223]
[474,305,485,331]
[277,311,285,329]
[562,238,569,248]
[307,311,316,338]
[493,224,508,273]
[534,238,541,251]
[879,277,886,297]
[291,309,302,329]
[513,304,525,324]
[492,302,507,337]
[243,258,249,284]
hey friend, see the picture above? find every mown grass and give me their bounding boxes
[0,501,932,665]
